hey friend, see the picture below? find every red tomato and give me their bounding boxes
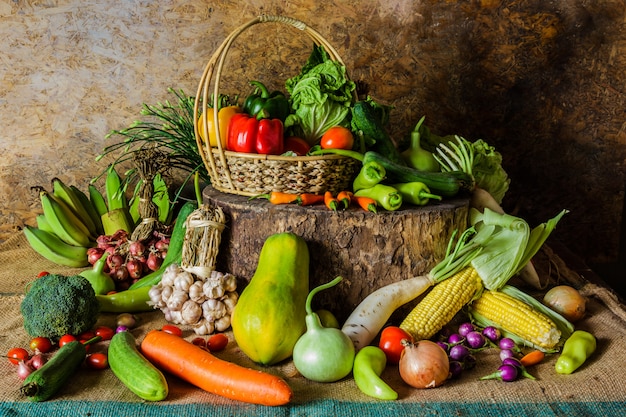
[161,324,183,337]
[78,330,96,341]
[37,271,50,278]
[7,347,29,365]
[191,337,206,348]
[284,136,311,156]
[320,126,354,150]
[85,352,108,370]
[29,336,53,354]
[58,334,77,347]
[379,326,413,365]
[206,333,229,352]
[94,326,115,341]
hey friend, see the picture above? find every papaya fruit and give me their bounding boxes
[231,232,310,365]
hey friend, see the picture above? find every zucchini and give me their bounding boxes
[21,338,98,401]
[352,100,405,165]
[108,331,168,401]
[128,200,197,289]
[363,151,473,198]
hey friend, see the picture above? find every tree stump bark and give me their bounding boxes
[204,186,470,322]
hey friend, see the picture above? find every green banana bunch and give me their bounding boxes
[39,189,94,247]
[23,225,90,268]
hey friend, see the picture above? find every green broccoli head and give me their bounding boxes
[20,273,100,339]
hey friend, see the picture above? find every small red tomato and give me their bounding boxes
[58,334,77,347]
[85,352,108,370]
[94,326,115,341]
[162,324,183,337]
[79,330,96,341]
[191,337,207,348]
[379,326,413,364]
[37,271,50,278]
[29,336,53,354]
[206,333,229,352]
[320,126,354,150]
[283,136,311,156]
[7,347,29,365]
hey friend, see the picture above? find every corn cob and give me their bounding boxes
[400,266,482,340]
[469,289,561,351]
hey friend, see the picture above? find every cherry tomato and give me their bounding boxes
[206,333,229,352]
[7,347,29,365]
[320,126,354,150]
[85,352,108,370]
[379,326,413,364]
[283,136,311,156]
[58,334,77,347]
[29,336,53,354]
[78,330,96,341]
[94,326,115,341]
[162,324,183,337]
[37,271,50,278]
[191,337,207,348]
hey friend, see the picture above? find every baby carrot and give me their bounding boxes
[298,193,325,206]
[324,191,339,211]
[336,190,353,209]
[353,195,378,213]
[140,330,293,406]
[520,349,546,367]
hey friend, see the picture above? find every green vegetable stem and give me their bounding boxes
[292,277,355,383]
[353,346,398,401]
[555,330,597,375]
[354,184,403,211]
[353,161,387,192]
[401,116,441,172]
[392,182,442,206]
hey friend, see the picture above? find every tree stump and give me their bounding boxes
[204,186,470,323]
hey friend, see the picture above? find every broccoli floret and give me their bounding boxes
[20,273,100,339]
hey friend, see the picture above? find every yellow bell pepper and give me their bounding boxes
[198,105,241,148]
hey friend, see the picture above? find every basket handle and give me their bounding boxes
[194,15,355,192]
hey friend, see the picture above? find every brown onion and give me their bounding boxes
[399,340,450,389]
[543,285,586,322]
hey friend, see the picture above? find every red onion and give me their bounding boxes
[128,240,146,257]
[28,354,46,370]
[17,361,33,380]
[146,252,162,272]
[125,259,143,280]
[399,340,450,389]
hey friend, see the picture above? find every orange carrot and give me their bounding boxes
[298,193,325,206]
[520,349,546,367]
[140,330,293,406]
[353,195,378,213]
[324,191,339,211]
[336,190,353,209]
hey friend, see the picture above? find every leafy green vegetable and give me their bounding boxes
[285,45,356,145]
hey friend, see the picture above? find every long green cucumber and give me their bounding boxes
[21,337,100,402]
[128,200,197,289]
[363,151,473,198]
[108,331,168,401]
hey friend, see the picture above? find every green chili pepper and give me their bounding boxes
[555,330,597,375]
[96,286,153,313]
[392,182,442,206]
[353,161,387,192]
[354,184,402,211]
[353,346,398,401]
[243,81,291,122]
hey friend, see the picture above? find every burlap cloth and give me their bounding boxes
[1,232,625,416]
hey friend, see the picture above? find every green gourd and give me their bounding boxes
[401,116,441,173]
[231,232,310,365]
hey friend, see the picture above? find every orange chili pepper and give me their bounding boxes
[324,191,339,211]
[298,193,325,206]
[336,191,353,210]
[520,350,546,367]
[353,195,378,213]
[250,191,299,205]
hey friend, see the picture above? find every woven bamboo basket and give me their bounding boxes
[194,15,360,197]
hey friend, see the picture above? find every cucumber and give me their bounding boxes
[352,100,404,165]
[363,151,473,198]
[128,200,197,289]
[108,331,168,401]
[21,339,95,401]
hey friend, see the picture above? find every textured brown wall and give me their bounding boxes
[1,1,625,268]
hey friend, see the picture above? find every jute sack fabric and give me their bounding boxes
[0,232,625,416]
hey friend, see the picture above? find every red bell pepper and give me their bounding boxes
[227,113,284,155]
